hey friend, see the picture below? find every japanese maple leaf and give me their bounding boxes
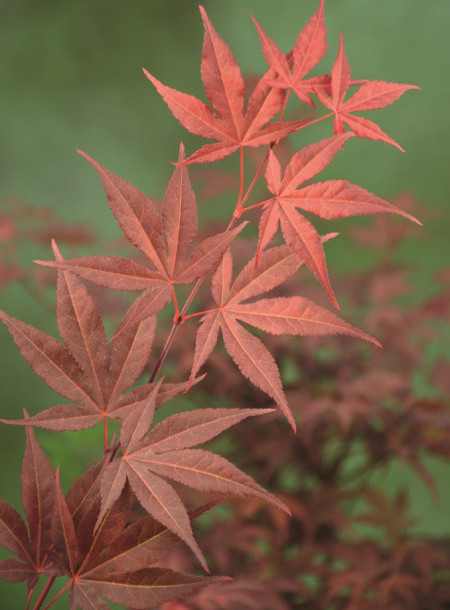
[49,469,226,609]
[254,133,421,306]
[251,0,329,106]
[315,32,419,150]
[326,541,419,609]
[189,247,380,430]
[0,421,55,589]
[357,488,417,544]
[95,381,286,571]
[143,6,309,165]
[0,243,198,433]
[36,144,245,336]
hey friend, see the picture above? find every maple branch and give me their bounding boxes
[149,113,338,384]
[238,111,335,214]
[171,284,180,322]
[232,88,293,221]
[41,579,73,610]
[26,585,36,610]
[32,576,56,610]
[149,272,214,383]
[149,314,183,383]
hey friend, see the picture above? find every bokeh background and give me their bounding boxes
[1,0,449,607]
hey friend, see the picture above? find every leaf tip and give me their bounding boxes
[33,259,50,268]
[76,148,90,162]
[142,67,158,87]
[51,239,63,261]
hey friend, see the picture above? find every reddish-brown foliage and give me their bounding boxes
[1,3,442,610]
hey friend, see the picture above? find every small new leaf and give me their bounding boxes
[315,32,420,149]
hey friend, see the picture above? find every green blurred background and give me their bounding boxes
[1,0,449,607]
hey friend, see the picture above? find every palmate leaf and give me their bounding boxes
[6,442,224,610]
[0,428,224,608]
[67,493,228,609]
[252,0,328,106]
[143,6,309,165]
[96,382,286,571]
[254,134,421,306]
[36,145,245,335]
[0,421,56,589]
[314,32,420,150]
[189,246,380,430]
[71,569,226,610]
[0,253,196,432]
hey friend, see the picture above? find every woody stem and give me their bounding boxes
[26,585,36,610]
[41,580,73,610]
[32,576,56,610]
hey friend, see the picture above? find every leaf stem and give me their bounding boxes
[149,314,183,383]
[239,198,272,214]
[171,284,180,322]
[41,580,73,610]
[234,145,245,216]
[26,585,36,610]
[279,87,292,121]
[103,413,108,455]
[238,111,334,213]
[32,576,56,610]
[180,308,217,323]
[149,274,207,383]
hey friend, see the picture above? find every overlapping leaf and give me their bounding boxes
[0,422,55,588]
[189,246,380,430]
[6,442,224,608]
[95,382,286,571]
[315,33,419,150]
[143,6,309,164]
[252,0,328,106]
[0,427,224,608]
[36,144,245,335]
[65,483,225,610]
[253,133,421,306]
[0,247,196,432]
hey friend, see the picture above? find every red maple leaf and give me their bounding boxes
[36,144,245,335]
[143,6,309,165]
[189,247,380,430]
[253,134,421,306]
[251,0,328,106]
[0,421,227,608]
[315,32,419,150]
[0,422,55,589]
[0,243,198,434]
[95,382,287,570]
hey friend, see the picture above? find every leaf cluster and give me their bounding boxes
[0,1,426,608]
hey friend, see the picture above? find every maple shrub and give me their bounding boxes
[0,1,426,608]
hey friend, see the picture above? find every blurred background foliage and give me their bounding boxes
[1,0,449,607]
